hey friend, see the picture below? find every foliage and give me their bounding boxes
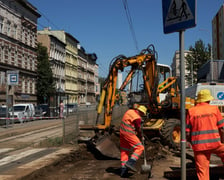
[185,39,211,85]
[36,43,56,104]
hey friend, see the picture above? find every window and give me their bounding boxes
[14,51,18,66]
[27,56,30,69]
[32,57,35,71]
[6,21,11,36]
[22,54,25,68]
[0,17,3,33]
[0,46,4,62]
[22,78,25,93]
[27,80,30,93]
[32,80,35,94]
[12,24,17,39]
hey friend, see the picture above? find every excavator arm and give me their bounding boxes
[81,45,186,159]
[96,45,158,129]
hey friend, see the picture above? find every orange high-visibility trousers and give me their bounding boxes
[194,144,224,180]
[120,133,144,167]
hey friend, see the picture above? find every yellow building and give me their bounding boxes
[65,33,79,103]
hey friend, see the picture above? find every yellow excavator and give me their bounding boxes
[80,44,194,158]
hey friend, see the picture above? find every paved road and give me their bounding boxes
[0,119,223,180]
[0,119,75,180]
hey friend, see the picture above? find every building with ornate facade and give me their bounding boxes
[0,0,40,105]
[0,0,99,107]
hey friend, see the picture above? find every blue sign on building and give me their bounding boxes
[217,92,224,100]
[162,0,196,34]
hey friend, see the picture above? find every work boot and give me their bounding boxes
[125,159,137,172]
[120,167,128,178]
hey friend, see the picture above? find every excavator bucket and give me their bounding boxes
[79,125,120,159]
[94,134,120,159]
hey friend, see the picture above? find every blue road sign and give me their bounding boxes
[217,92,224,100]
[162,0,196,34]
[7,70,19,85]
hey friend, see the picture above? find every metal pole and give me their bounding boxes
[6,83,9,128]
[180,30,186,180]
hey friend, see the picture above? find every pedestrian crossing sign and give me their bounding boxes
[162,0,196,34]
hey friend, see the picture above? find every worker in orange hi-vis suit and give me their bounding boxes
[186,89,224,180]
[119,105,147,177]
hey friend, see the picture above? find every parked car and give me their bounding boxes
[9,104,35,122]
[37,104,50,117]
[64,103,78,114]
[0,105,10,126]
[34,106,44,117]
[0,105,9,118]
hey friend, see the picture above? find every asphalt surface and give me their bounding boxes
[0,119,223,180]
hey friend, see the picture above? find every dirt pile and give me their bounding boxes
[21,139,170,180]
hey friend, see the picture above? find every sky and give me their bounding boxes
[28,0,224,78]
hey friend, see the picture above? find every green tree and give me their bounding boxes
[36,43,55,104]
[185,39,211,86]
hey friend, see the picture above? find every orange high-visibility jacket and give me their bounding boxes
[186,102,224,151]
[120,109,141,135]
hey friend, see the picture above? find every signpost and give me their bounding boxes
[162,0,196,34]
[162,1,196,180]
[7,70,19,85]
[6,70,19,127]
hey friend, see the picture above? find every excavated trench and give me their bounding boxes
[21,139,169,180]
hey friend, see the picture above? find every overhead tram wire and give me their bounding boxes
[121,0,141,91]
[36,7,109,80]
[36,9,61,30]
[122,0,139,53]
[98,63,109,78]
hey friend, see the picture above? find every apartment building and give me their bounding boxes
[64,32,79,104]
[0,0,40,105]
[171,50,192,87]
[94,63,100,100]
[77,47,97,104]
[37,30,66,107]
[38,29,98,105]
[212,4,224,60]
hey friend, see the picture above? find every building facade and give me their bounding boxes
[37,30,66,107]
[77,47,97,104]
[171,50,192,87]
[0,0,40,105]
[65,32,79,104]
[94,63,100,101]
[212,4,224,60]
[38,29,98,105]
[0,1,99,107]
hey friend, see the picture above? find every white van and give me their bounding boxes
[9,104,35,123]
[185,82,224,117]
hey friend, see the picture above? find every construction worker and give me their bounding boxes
[186,89,224,180]
[120,105,147,177]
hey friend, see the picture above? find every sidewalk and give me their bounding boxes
[0,147,75,180]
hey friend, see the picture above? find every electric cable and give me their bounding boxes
[121,0,139,53]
